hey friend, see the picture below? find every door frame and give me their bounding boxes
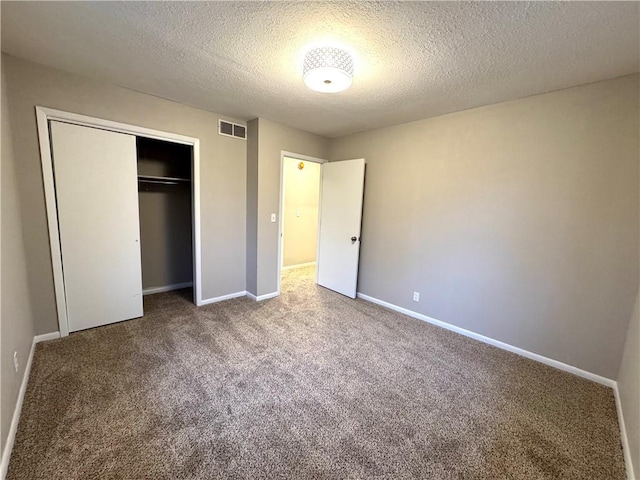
[277,151,326,296]
[36,106,202,337]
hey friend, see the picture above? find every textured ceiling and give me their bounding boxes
[2,1,638,138]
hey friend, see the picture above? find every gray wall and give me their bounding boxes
[615,107,640,480]
[618,279,639,479]
[250,118,329,296]
[1,66,36,455]
[2,53,247,334]
[329,74,639,379]
[246,119,259,296]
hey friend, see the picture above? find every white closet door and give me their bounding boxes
[50,121,143,332]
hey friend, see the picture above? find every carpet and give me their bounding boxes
[7,266,626,479]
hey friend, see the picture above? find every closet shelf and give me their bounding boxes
[138,175,191,185]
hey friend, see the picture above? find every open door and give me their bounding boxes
[316,158,365,298]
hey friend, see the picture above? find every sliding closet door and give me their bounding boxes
[50,121,143,332]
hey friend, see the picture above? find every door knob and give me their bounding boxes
[351,236,357,242]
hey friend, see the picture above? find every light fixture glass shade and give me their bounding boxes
[303,47,353,93]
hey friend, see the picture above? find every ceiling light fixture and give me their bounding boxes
[303,47,354,93]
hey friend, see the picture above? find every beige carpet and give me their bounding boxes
[8,267,626,479]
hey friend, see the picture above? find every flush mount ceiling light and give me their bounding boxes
[303,47,354,93]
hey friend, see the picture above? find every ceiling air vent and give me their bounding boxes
[219,120,246,140]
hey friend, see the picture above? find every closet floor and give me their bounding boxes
[7,266,626,479]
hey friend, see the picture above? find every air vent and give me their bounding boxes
[233,124,246,139]
[218,120,246,140]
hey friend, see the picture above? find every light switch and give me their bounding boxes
[296,210,301,217]
[271,213,276,222]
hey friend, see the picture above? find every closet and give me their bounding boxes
[137,137,193,296]
[48,121,195,333]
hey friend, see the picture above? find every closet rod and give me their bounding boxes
[138,179,180,185]
[138,174,191,185]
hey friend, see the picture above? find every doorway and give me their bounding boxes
[276,153,366,299]
[137,137,194,297]
[277,153,324,293]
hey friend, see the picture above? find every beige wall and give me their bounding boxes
[1,66,37,455]
[330,74,639,379]
[2,54,247,334]
[282,157,321,267]
[248,118,329,296]
[618,288,639,479]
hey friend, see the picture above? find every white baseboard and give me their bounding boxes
[181,289,279,306]
[198,291,247,306]
[282,261,316,271]
[246,291,279,302]
[356,292,615,388]
[34,332,61,343]
[143,282,193,296]
[614,385,635,480]
[1,331,60,479]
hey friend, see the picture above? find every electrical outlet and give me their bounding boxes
[413,292,420,302]
[13,351,19,373]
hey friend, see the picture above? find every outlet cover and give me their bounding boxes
[413,292,420,302]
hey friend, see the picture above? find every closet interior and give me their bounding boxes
[137,137,194,298]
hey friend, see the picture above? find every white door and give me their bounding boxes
[316,158,365,298]
[50,121,143,332]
